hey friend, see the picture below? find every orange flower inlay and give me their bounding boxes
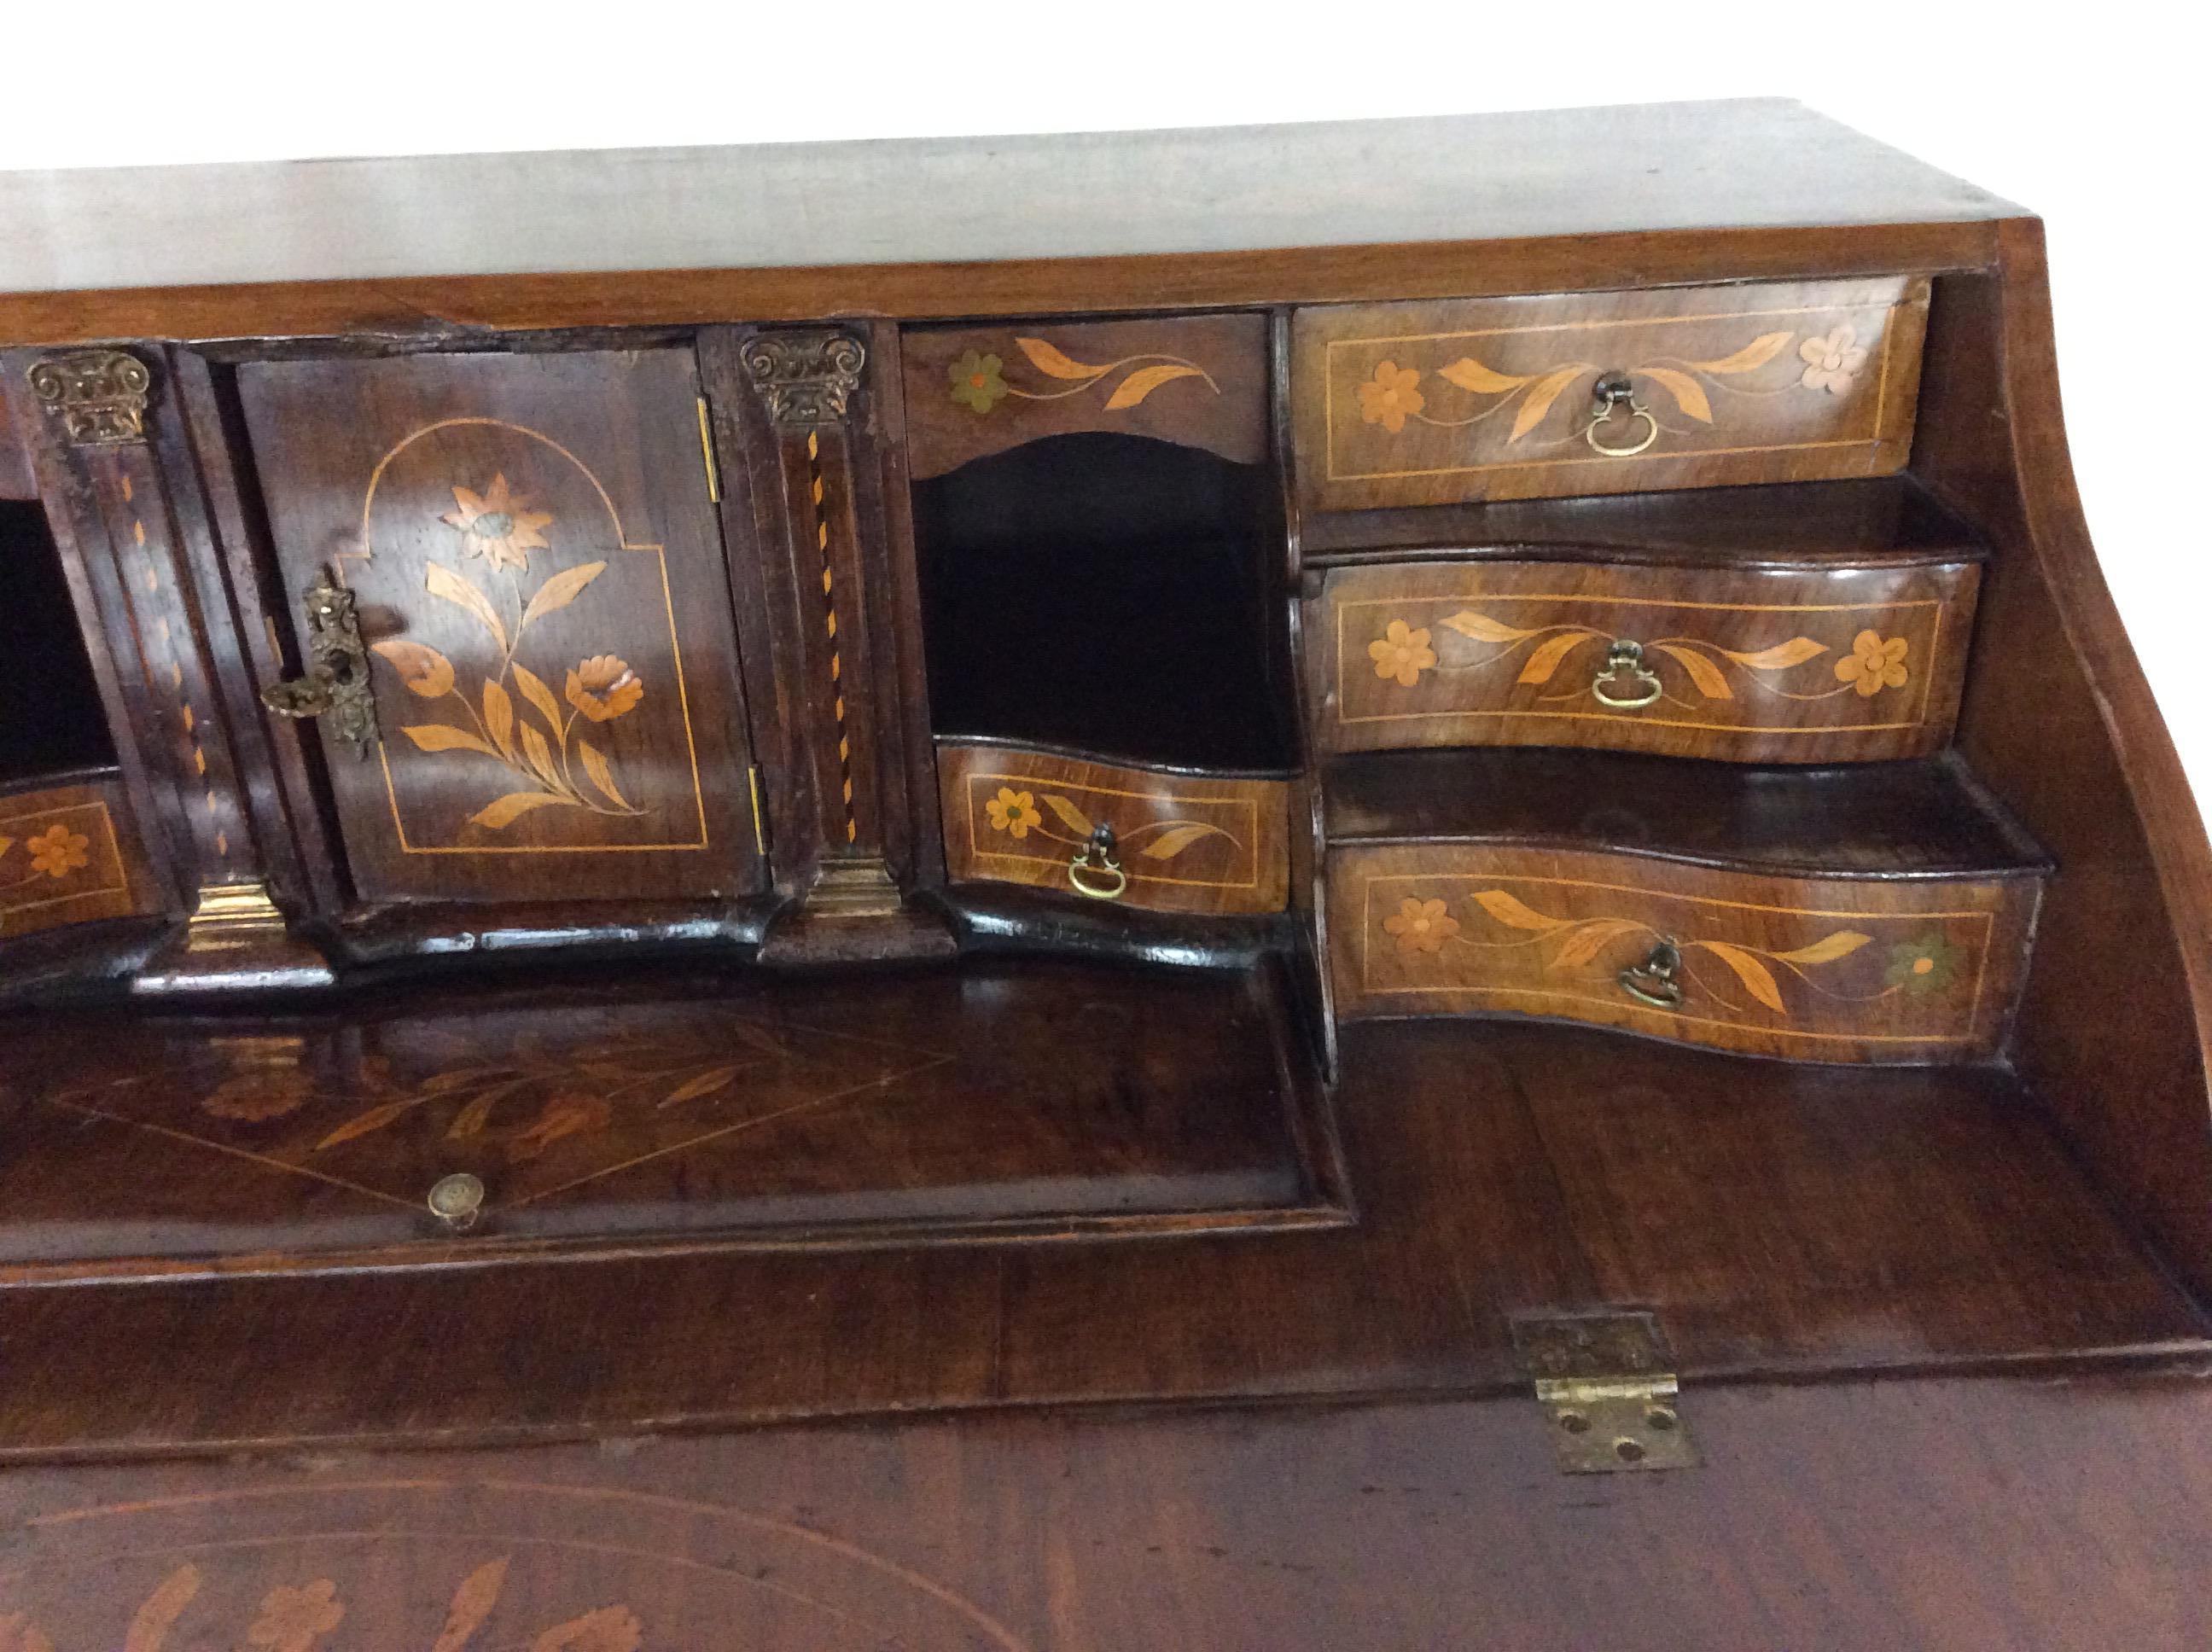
[1834,630,1909,696]
[984,787,1043,839]
[565,655,644,723]
[1356,361,1426,433]
[1368,620,1437,688]
[244,1579,344,1652]
[1383,896,1459,953]
[23,824,90,880]
[442,473,553,573]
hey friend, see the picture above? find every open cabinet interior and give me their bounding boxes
[0,499,113,786]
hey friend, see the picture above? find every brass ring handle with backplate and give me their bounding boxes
[1618,938,1685,1009]
[259,570,380,758]
[1591,639,1664,710]
[1583,370,1660,458]
[1068,824,1128,901]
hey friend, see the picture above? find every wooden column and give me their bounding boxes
[707,327,951,963]
[7,346,331,991]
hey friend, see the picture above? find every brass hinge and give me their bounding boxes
[1512,1310,1698,1473]
[747,764,767,858]
[697,396,723,503]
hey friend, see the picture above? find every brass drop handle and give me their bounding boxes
[1068,823,1128,901]
[1584,371,1659,458]
[1619,939,1685,1009]
[1591,639,1664,710]
[261,570,379,758]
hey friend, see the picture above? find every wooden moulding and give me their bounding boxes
[938,737,1291,916]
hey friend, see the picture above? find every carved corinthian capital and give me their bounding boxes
[26,349,154,445]
[741,330,867,426]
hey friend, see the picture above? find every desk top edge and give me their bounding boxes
[0,100,2025,305]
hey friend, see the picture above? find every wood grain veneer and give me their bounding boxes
[1295,276,1930,509]
[1312,554,1979,760]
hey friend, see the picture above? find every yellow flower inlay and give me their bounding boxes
[984,787,1043,839]
[1383,896,1459,954]
[1834,630,1909,697]
[1368,619,1437,688]
[24,824,90,880]
[1356,361,1426,433]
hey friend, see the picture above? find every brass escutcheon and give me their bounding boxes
[260,570,379,757]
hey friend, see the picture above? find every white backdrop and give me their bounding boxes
[3,0,2201,800]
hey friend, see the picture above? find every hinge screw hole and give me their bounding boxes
[1645,1406,1679,1432]
[1614,1438,1646,1464]
[1557,1411,1591,1435]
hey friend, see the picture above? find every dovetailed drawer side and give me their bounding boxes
[1294,276,1930,509]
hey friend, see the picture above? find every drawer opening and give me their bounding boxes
[912,432,1292,773]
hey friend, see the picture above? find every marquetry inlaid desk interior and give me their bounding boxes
[2,102,2211,1649]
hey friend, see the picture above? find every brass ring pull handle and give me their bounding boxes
[1618,939,1685,1009]
[1583,371,1660,458]
[1591,639,1664,710]
[260,570,380,758]
[1068,824,1128,901]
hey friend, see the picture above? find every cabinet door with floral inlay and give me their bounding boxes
[239,349,762,905]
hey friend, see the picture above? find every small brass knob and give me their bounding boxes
[427,1172,486,1232]
[1068,823,1128,901]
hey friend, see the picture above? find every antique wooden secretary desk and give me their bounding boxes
[1,100,2210,1647]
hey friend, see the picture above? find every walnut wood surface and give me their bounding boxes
[236,347,765,906]
[1313,555,1979,760]
[1301,473,1981,561]
[1295,276,1930,509]
[1323,748,2048,875]
[0,103,2016,346]
[0,773,160,941]
[0,957,1344,1284]
[0,1008,2192,1455]
[902,313,1269,480]
[5,1374,2206,1652]
[937,739,1289,915]
[1330,841,2039,1062]
[0,381,32,498]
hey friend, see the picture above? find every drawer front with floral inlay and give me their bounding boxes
[939,740,1289,915]
[1329,843,2040,1062]
[0,777,162,944]
[1294,277,1930,509]
[1313,557,1979,762]
[903,314,1269,479]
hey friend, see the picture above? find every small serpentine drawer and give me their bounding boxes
[1293,276,1929,509]
[938,739,1289,915]
[1311,556,1980,762]
[1327,841,2040,1064]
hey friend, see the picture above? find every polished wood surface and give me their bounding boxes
[1330,840,2039,1060]
[239,348,764,905]
[0,103,2016,344]
[1313,554,1979,759]
[938,738,1290,916]
[1294,276,1929,509]
[0,1009,2191,1455]
[0,773,159,940]
[7,1373,2203,1652]
[901,312,1269,479]
[0,957,1345,1284]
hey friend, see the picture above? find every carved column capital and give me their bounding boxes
[741,331,867,426]
[26,349,155,445]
